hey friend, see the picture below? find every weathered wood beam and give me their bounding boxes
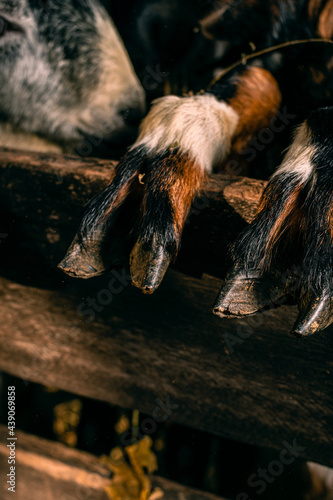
[0,148,265,282]
[0,273,332,467]
[0,149,332,467]
[0,425,228,500]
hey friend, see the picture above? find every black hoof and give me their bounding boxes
[291,291,333,336]
[58,236,109,278]
[130,238,173,294]
[213,268,292,318]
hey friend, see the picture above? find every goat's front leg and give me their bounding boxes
[59,65,281,293]
[214,107,333,336]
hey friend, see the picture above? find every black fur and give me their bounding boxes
[134,150,183,257]
[230,174,303,272]
[302,107,333,294]
[78,146,146,244]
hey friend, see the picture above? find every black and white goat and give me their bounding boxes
[0,0,146,156]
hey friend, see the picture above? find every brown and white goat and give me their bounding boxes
[60,0,333,337]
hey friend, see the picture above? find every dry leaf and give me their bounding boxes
[103,436,163,500]
[115,414,131,435]
[53,399,82,447]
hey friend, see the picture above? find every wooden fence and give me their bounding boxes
[0,148,332,498]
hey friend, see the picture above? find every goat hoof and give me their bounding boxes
[58,236,110,278]
[291,291,333,336]
[213,268,290,318]
[130,238,173,294]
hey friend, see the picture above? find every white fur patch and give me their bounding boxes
[273,122,316,183]
[133,94,239,172]
[307,462,333,494]
[91,9,146,114]
[75,6,146,136]
[0,123,63,154]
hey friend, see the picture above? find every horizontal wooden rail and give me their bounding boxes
[0,273,332,467]
[0,425,228,500]
[0,148,265,281]
[0,149,332,468]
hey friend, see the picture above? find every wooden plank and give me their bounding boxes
[0,149,332,466]
[0,273,332,467]
[0,148,265,281]
[0,425,229,500]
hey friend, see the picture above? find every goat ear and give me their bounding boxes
[318,0,333,38]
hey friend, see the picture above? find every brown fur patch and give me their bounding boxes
[308,0,324,21]
[309,66,326,84]
[259,183,305,267]
[200,2,230,39]
[228,67,282,155]
[328,56,333,70]
[318,0,333,38]
[100,170,140,223]
[200,0,259,38]
[149,152,205,238]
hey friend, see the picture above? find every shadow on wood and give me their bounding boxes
[0,149,332,468]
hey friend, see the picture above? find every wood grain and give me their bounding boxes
[0,272,332,467]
